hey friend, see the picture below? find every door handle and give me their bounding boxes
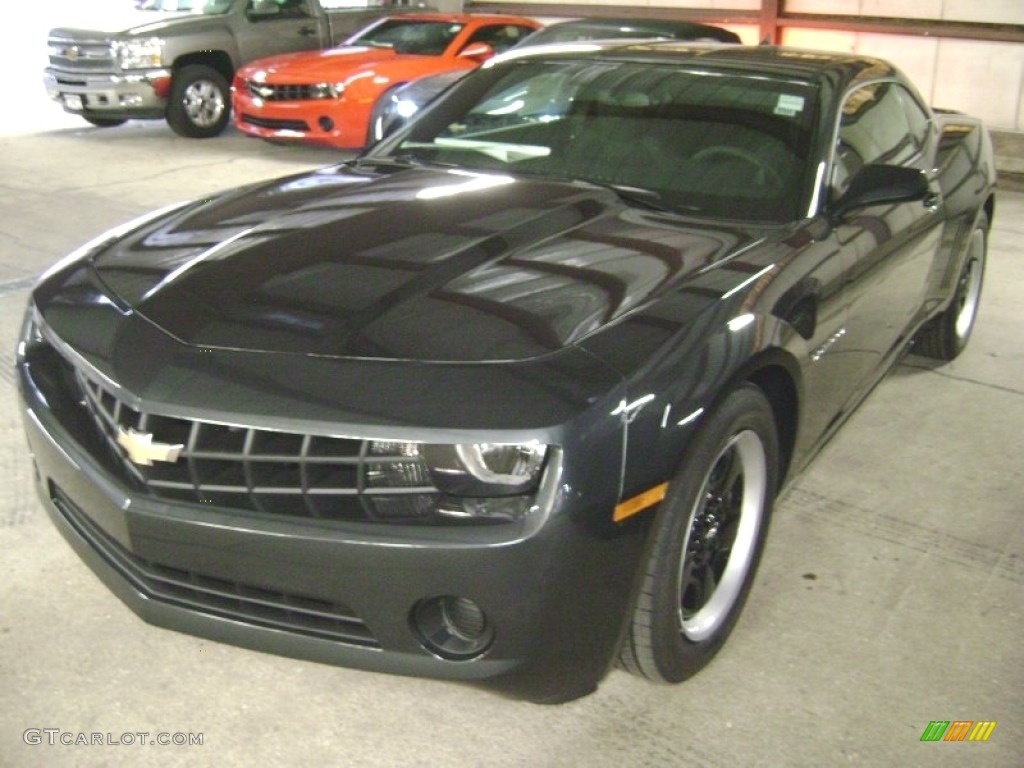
[298,26,318,37]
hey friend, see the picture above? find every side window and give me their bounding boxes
[831,82,922,197]
[897,87,932,150]
[246,0,310,19]
[462,24,536,55]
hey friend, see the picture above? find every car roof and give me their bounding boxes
[370,12,540,25]
[521,16,741,44]
[490,41,901,86]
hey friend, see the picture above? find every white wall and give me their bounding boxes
[483,0,1024,131]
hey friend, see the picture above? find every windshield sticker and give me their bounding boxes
[775,94,806,117]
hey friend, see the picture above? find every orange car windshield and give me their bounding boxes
[347,20,466,56]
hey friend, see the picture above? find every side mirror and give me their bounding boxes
[831,164,930,220]
[457,43,494,63]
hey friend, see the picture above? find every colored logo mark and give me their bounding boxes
[920,721,997,742]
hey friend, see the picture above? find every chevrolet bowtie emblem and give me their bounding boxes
[116,427,184,466]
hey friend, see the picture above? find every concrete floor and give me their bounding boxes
[1,13,1023,768]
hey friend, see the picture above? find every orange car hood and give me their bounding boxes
[240,46,412,81]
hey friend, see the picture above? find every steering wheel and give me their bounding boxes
[690,145,787,191]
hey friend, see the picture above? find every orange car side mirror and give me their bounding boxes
[457,43,495,63]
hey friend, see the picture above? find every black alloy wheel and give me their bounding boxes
[619,384,779,682]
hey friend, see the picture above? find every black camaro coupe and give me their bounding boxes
[18,43,995,702]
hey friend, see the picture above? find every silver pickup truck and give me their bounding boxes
[43,0,428,138]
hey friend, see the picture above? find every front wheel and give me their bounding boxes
[619,384,778,683]
[913,211,988,361]
[166,65,230,139]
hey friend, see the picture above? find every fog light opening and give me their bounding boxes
[411,595,493,660]
[318,116,334,132]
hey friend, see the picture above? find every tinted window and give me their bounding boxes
[832,82,925,196]
[393,60,819,222]
[349,20,465,56]
[463,25,537,54]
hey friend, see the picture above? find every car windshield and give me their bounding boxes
[384,59,820,222]
[347,19,466,56]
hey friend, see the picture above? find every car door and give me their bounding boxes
[234,0,325,63]
[827,80,943,391]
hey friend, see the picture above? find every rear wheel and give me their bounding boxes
[914,211,988,361]
[167,65,231,139]
[82,116,126,128]
[619,385,778,682]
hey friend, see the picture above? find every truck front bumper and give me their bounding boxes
[44,68,171,120]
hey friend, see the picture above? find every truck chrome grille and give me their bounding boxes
[48,35,115,71]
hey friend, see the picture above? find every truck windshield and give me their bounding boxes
[135,1,233,12]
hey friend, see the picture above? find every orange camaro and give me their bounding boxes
[232,13,541,149]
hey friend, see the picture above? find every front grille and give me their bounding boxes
[48,35,115,71]
[74,370,440,523]
[240,113,311,133]
[244,81,319,101]
[51,483,380,648]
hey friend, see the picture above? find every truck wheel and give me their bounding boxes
[83,116,127,128]
[167,65,230,139]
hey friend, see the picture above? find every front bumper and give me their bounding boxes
[44,67,170,120]
[18,347,645,703]
[232,92,365,149]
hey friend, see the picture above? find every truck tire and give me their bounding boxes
[167,64,231,139]
[83,116,127,128]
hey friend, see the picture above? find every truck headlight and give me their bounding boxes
[114,37,164,70]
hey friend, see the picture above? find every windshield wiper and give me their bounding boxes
[583,181,675,213]
[349,155,419,171]
[351,153,461,172]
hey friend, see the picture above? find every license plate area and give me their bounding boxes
[64,94,84,111]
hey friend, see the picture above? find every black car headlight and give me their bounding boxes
[366,440,549,522]
[17,303,44,361]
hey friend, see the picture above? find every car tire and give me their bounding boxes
[913,211,988,361]
[619,384,778,683]
[82,116,127,128]
[166,65,231,139]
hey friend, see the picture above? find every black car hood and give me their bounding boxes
[84,164,755,364]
